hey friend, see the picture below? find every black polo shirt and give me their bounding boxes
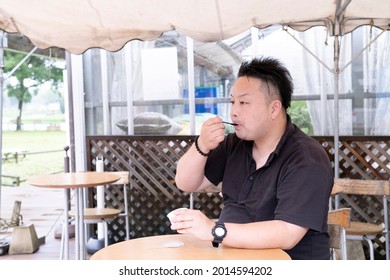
[204,118,333,260]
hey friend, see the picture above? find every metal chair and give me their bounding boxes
[332,178,390,260]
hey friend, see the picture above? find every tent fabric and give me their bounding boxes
[0,0,389,54]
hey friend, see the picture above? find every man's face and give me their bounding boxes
[230,76,275,141]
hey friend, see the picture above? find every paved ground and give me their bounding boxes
[0,185,82,260]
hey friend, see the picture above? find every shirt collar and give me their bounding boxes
[273,114,294,157]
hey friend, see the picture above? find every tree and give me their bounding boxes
[289,100,314,135]
[4,50,64,130]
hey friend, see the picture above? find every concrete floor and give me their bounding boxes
[0,185,84,260]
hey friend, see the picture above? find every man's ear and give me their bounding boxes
[270,99,282,119]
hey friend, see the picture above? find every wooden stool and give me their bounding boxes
[346,221,385,260]
[67,208,121,247]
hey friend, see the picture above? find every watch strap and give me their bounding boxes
[211,222,227,248]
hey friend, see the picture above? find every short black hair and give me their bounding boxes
[237,57,293,109]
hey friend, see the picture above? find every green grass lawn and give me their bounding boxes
[1,130,67,186]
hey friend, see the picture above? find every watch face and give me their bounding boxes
[215,226,225,237]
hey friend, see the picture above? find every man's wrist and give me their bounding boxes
[194,136,210,157]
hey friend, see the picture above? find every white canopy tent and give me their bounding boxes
[0,0,389,53]
[0,0,390,214]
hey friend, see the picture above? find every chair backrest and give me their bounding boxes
[332,178,390,196]
[103,171,130,240]
[106,171,129,185]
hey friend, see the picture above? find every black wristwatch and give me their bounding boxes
[211,222,227,248]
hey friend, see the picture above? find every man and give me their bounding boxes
[171,57,333,260]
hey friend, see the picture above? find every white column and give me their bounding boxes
[186,37,196,135]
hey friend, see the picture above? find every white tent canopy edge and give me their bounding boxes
[0,0,389,54]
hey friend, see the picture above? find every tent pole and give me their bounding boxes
[333,34,340,180]
[6,46,38,78]
[334,35,341,209]
[284,27,332,73]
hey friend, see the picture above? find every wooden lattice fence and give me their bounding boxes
[86,135,390,259]
[86,136,223,242]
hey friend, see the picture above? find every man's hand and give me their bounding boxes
[168,208,215,242]
[197,116,226,153]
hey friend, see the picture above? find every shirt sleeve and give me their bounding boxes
[204,133,235,186]
[274,148,333,232]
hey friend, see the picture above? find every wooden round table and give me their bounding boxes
[91,234,291,260]
[28,172,120,260]
[27,172,120,189]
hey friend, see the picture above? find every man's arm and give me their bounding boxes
[175,143,214,192]
[175,116,226,192]
[223,220,308,250]
[169,208,308,250]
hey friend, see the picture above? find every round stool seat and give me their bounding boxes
[346,221,384,235]
[69,208,121,219]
